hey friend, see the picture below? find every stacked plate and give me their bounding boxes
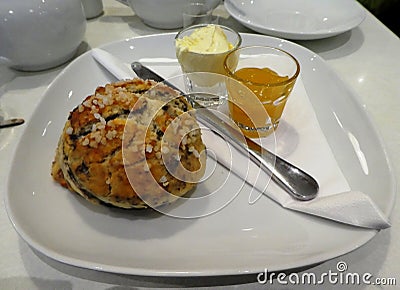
[224,0,366,40]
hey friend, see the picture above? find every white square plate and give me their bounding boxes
[5,33,394,276]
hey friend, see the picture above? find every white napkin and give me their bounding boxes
[92,48,391,230]
[201,79,391,230]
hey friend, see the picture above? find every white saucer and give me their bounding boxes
[225,0,366,40]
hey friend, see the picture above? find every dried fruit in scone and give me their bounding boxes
[51,78,206,209]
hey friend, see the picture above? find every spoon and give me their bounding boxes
[131,62,319,201]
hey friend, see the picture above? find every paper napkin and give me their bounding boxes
[201,79,391,230]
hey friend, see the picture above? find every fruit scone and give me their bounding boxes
[51,78,206,209]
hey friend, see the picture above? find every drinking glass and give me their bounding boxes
[175,24,242,107]
[224,46,300,138]
[183,2,213,28]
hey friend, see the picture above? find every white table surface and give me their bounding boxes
[1,1,399,289]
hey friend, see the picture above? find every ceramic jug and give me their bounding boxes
[0,0,86,71]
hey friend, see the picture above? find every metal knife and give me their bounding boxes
[131,62,319,201]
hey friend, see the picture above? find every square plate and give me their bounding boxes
[5,33,394,276]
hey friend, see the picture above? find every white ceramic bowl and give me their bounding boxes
[126,0,221,29]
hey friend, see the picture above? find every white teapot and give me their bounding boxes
[0,0,86,71]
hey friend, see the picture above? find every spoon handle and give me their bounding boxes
[130,62,319,201]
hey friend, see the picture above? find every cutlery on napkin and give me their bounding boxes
[91,48,391,230]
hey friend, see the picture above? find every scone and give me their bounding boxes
[51,78,206,209]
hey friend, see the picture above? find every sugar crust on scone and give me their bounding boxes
[51,78,206,209]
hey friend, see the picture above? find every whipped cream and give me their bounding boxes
[176,24,234,55]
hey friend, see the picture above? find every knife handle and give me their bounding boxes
[0,118,25,129]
